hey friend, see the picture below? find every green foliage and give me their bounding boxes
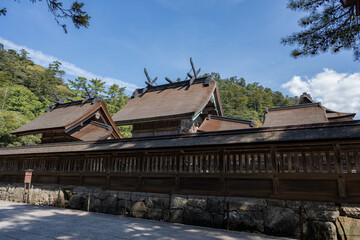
[88,78,106,96]
[105,84,129,115]
[67,77,131,137]
[1,1,90,33]
[68,76,87,98]
[0,85,43,119]
[0,110,41,147]
[282,0,360,61]
[118,125,132,138]
[206,73,297,124]
[0,47,70,146]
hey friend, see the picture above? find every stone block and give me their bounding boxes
[163,209,170,222]
[130,201,148,218]
[63,189,73,200]
[286,200,302,210]
[145,196,170,209]
[54,189,66,208]
[102,196,118,214]
[336,216,360,240]
[340,203,360,219]
[171,195,187,209]
[12,187,25,203]
[116,199,130,215]
[303,201,338,211]
[170,210,182,223]
[117,191,131,200]
[67,195,85,209]
[228,210,264,232]
[88,198,102,212]
[264,206,301,238]
[227,197,266,211]
[147,208,163,220]
[305,209,340,222]
[182,206,212,227]
[207,196,225,214]
[130,192,146,202]
[213,214,225,228]
[187,197,207,210]
[307,221,337,240]
[266,198,286,207]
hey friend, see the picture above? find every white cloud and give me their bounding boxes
[282,68,360,116]
[0,37,139,92]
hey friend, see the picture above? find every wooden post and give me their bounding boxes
[333,143,346,197]
[270,145,277,173]
[87,191,91,212]
[226,201,230,230]
[271,146,279,194]
[219,148,226,193]
[106,155,111,187]
[24,169,33,204]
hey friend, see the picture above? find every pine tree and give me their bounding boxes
[282,0,360,61]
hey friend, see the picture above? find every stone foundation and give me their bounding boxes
[1,183,359,239]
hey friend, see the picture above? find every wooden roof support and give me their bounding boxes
[187,57,201,86]
[165,77,174,84]
[142,68,158,94]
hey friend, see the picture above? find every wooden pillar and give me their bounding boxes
[333,143,346,197]
[219,147,226,194]
[271,145,279,194]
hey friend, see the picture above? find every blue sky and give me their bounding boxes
[1,0,360,114]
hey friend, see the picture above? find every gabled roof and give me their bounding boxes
[263,103,329,127]
[263,92,356,127]
[113,77,223,125]
[198,115,255,132]
[323,107,356,121]
[70,121,113,141]
[298,92,316,104]
[12,98,122,140]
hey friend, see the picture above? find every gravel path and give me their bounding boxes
[0,200,291,240]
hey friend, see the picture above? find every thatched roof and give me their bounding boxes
[12,99,122,140]
[263,103,328,127]
[263,93,356,127]
[2,120,360,156]
[198,115,255,132]
[112,77,223,125]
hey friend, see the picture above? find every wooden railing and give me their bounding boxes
[1,140,360,203]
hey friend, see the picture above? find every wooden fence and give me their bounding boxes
[1,139,360,203]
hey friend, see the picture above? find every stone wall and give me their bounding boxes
[0,183,359,240]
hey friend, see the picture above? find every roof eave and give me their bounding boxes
[115,112,195,125]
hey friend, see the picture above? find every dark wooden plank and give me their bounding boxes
[180,177,220,192]
[251,154,255,173]
[326,151,331,173]
[295,153,299,173]
[318,152,323,173]
[279,179,338,196]
[355,151,360,173]
[302,152,307,173]
[245,154,249,173]
[226,178,272,194]
[345,152,352,173]
[333,143,342,174]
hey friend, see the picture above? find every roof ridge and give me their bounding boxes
[207,115,254,125]
[131,76,212,98]
[267,102,321,112]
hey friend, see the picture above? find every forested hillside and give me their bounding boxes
[0,45,129,147]
[0,45,297,147]
[207,73,298,125]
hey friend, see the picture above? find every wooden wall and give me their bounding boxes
[1,139,360,203]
